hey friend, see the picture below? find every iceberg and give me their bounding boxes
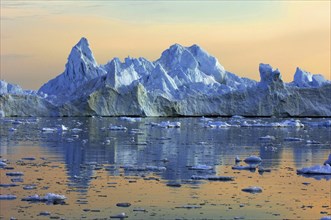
[1,37,331,117]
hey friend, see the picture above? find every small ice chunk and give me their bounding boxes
[176,205,202,209]
[0,161,7,167]
[241,186,263,194]
[6,172,23,176]
[151,121,181,128]
[284,137,304,142]
[259,135,275,141]
[235,156,241,163]
[109,125,127,131]
[321,216,331,220]
[42,128,57,133]
[110,212,127,218]
[22,193,66,203]
[191,175,234,181]
[324,154,331,165]
[71,128,82,133]
[21,157,36,161]
[0,194,17,200]
[120,117,142,122]
[244,156,262,164]
[189,164,213,170]
[232,164,258,171]
[297,164,331,175]
[59,125,68,131]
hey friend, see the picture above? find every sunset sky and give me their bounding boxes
[1,1,330,90]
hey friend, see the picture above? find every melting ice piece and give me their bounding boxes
[259,135,275,141]
[109,125,127,131]
[241,186,263,194]
[191,175,234,181]
[0,194,17,200]
[320,216,331,220]
[324,154,331,165]
[120,117,142,122]
[0,161,7,167]
[22,193,66,203]
[189,164,213,170]
[244,156,262,164]
[297,164,331,175]
[59,125,68,131]
[42,128,57,133]
[235,156,242,163]
[6,172,23,176]
[232,164,258,171]
[110,212,127,218]
[151,121,181,128]
[284,137,304,142]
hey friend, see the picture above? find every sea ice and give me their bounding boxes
[297,164,331,175]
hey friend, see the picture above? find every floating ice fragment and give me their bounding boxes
[235,156,241,163]
[0,194,17,200]
[244,156,262,164]
[6,172,23,176]
[324,154,331,165]
[0,161,7,167]
[23,185,37,190]
[109,125,127,131]
[39,211,51,216]
[176,205,202,209]
[60,125,68,131]
[9,128,17,132]
[232,164,258,171]
[297,164,331,175]
[21,157,36,161]
[0,183,19,188]
[259,135,275,141]
[42,128,57,133]
[22,193,66,203]
[120,117,142,122]
[204,121,230,128]
[191,175,234,181]
[241,186,263,193]
[71,128,82,133]
[151,121,181,128]
[189,164,213,170]
[284,137,304,142]
[121,165,166,172]
[110,212,127,218]
[116,202,131,207]
[321,216,331,220]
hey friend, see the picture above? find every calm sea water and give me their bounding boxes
[0,117,330,219]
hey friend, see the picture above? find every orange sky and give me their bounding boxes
[1,1,330,90]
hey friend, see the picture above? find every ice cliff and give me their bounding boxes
[1,37,330,117]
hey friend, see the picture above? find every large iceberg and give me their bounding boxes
[1,37,331,117]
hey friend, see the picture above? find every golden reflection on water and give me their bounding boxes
[1,146,330,219]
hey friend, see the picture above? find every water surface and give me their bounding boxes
[1,117,330,219]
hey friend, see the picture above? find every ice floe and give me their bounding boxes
[297,164,331,175]
[241,186,263,193]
